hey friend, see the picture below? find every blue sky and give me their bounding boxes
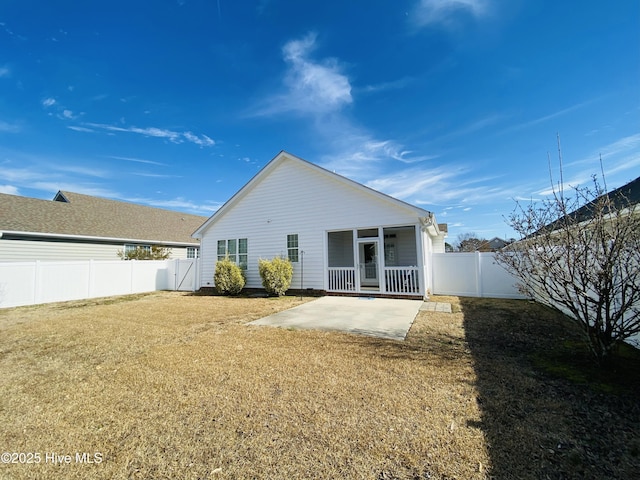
[1,0,638,243]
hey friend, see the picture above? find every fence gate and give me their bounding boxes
[173,259,199,291]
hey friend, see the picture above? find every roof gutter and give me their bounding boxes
[0,230,200,247]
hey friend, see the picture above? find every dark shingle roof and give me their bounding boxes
[535,176,640,235]
[570,176,640,222]
[0,191,208,245]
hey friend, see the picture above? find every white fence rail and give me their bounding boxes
[384,267,420,294]
[327,267,356,292]
[431,252,525,299]
[0,258,200,309]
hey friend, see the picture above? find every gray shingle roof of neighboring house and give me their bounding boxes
[540,176,640,234]
[570,175,640,221]
[0,190,208,245]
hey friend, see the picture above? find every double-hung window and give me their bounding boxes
[217,238,248,269]
[238,238,248,270]
[287,234,299,262]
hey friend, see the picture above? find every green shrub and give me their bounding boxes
[214,258,245,295]
[117,245,171,260]
[258,256,293,296]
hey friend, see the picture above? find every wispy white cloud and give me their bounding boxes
[82,122,215,147]
[42,97,84,121]
[0,121,21,133]
[594,133,640,161]
[0,152,213,215]
[67,126,94,133]
[0,165,43,183]
[438,113,509,141]
[412,0,491,28]
[0,65,10,78]
[0,22,26,41]
[322,137,440,179]
[357,77,414,95]
[0,151,109,190]
[126,196,221,215]
[366,165,459,200]
[0,184,19,195]
[250,33,438,182]
[183,131,215,147]
[501,100,596,134]
[0,160,117,197]
[251,32,352,117]
[53,163,109,178]
[539,133,640,195]
[106,155,167,166]
[249,32,453,205]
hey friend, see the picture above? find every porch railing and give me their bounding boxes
[328,267,356,292]
[384,266,420,294]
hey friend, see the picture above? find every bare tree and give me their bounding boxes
[456,232,490,252]
[496,175,640,365]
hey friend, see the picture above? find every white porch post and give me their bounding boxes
[378,226,385,293]
[352,229,360,292]
[415,223,426,298]
[323,231,328,292]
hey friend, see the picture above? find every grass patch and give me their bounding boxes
[0,292,638,479]
[533,339,640,395]
[457,296,640,479]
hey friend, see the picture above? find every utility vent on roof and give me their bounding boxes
[53,192,70,203]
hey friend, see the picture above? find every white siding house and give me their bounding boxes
[193,151,447,298]
[0,191,206,261]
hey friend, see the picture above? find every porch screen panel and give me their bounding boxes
[328,231,354,267]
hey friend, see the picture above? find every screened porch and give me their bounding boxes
[326,226,422,296]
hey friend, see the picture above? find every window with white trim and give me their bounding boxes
[287,234,299,262]
[187,247,199,259]
[217,238,248,269]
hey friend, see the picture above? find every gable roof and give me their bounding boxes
[539,176,640,234]
[570,175,640,222]
[1,190,207,245]
[193,150,443,238]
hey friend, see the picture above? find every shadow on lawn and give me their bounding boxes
[459,297,640,480]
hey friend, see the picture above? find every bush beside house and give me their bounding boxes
[214,258,245,295]
[258,257,293,296]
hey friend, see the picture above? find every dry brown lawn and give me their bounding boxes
[0,292,638,479]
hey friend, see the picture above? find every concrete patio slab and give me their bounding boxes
[249,296,422,341]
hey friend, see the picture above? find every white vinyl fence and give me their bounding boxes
[0,258,200,309]
[431,252,526,299]
[432,252,639,348]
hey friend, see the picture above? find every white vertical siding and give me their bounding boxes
[199,157,427,290]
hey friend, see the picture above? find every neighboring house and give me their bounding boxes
[193,151,447,299]
[539,175,640,234]
[486,237,511,251]
[0,190,207,261]
[572,175,640,220]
